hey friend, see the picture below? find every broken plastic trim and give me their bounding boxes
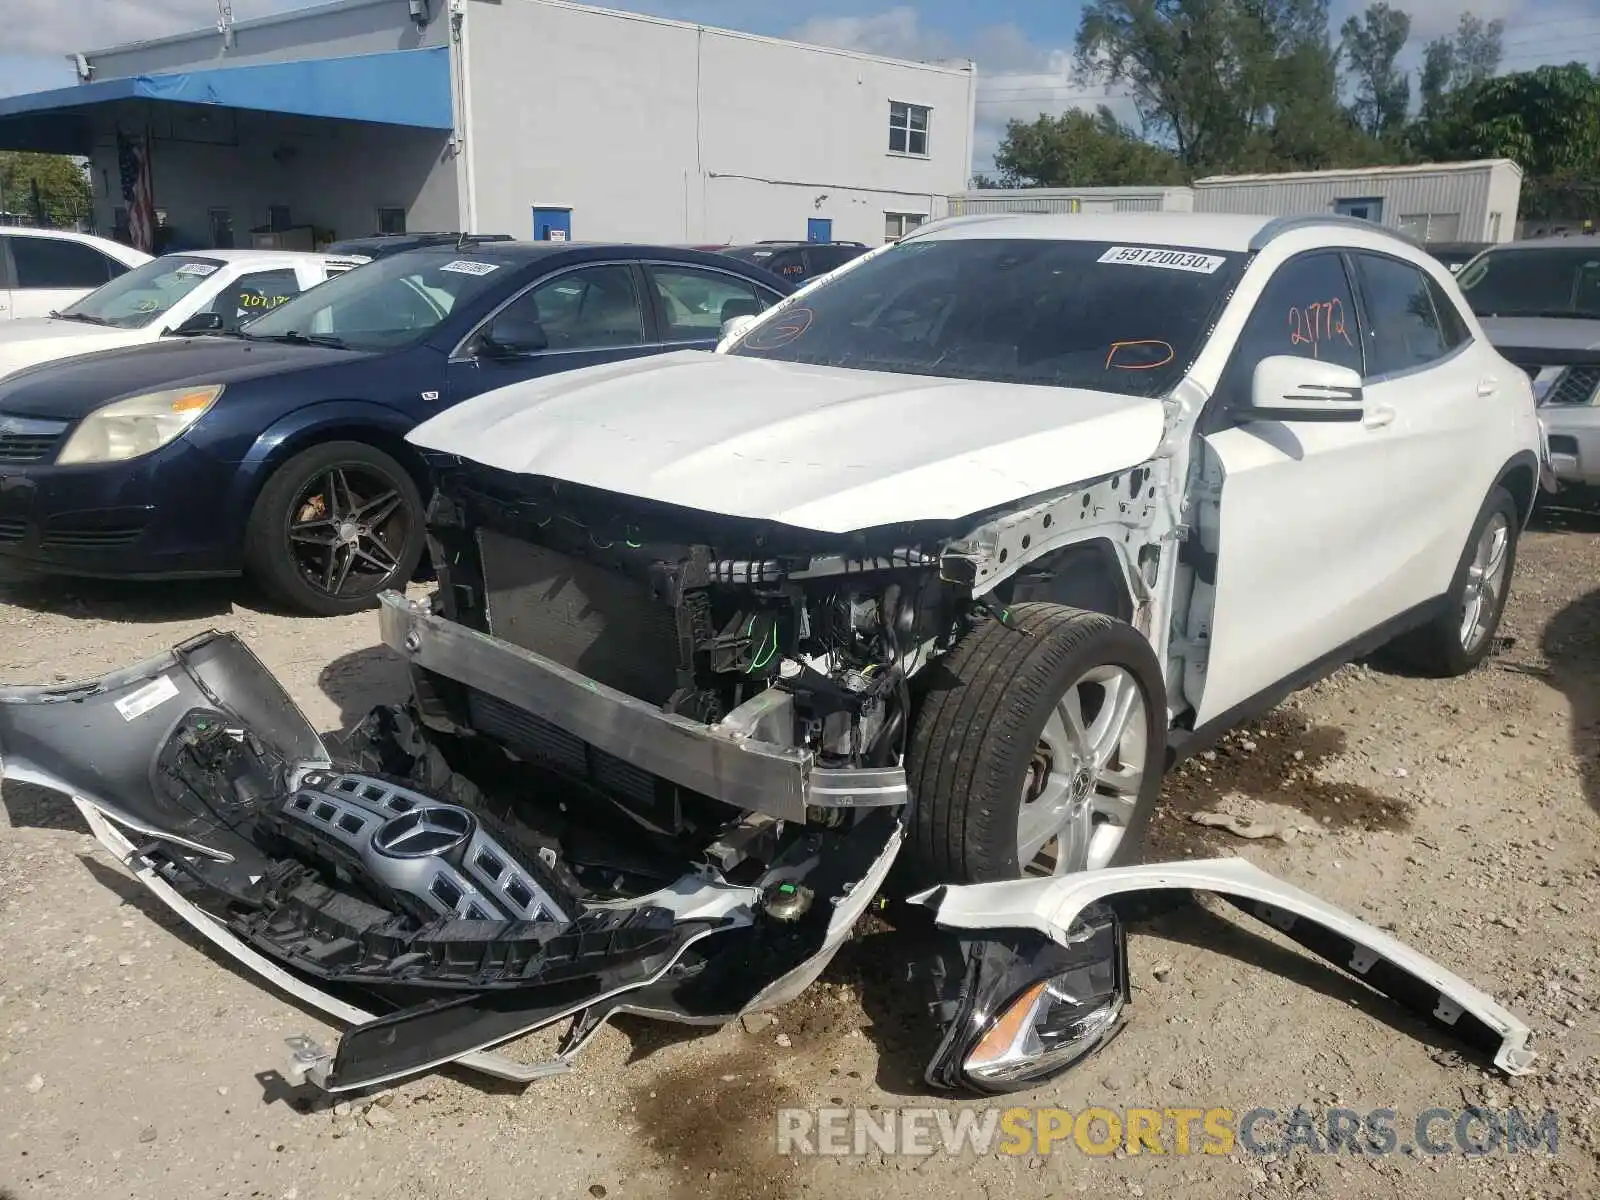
[911,857,1536,1078]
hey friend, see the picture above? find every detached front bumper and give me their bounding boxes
[376,590,909,821]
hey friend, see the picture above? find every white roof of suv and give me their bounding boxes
[906,211,1420,255]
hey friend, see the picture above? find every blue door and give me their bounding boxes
[532,207,573,241]
[807,217,832,243]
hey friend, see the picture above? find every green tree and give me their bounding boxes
[1419,13,1504,117]
[0,152,91,227]
[991,105,1187,187]
[1073,0,1342,174]
[1415,63,1600,219]
[1340,2,1411,136]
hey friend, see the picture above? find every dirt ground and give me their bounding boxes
[3,514,1598,1200]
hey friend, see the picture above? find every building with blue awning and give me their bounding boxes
[0,0,978,249]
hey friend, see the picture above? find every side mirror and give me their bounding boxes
[169,311,224,336]
[480,314,547,358]
[1245,355,1365,423]
[721,313,758,342]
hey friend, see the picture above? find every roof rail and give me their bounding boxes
[1249,213,1422,251]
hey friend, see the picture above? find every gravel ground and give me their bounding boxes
[2,516,1598,1200]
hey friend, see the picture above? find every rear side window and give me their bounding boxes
[1353,253,1453,376]
[805,246,861,275]
[1424,274,1473,352]
[10,236,117,289]
[1223,252,1365,396]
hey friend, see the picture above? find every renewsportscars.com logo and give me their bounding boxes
[777,1106,1561,1158]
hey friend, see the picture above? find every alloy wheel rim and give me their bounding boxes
[286,465,410,599]
[1019,664,1148,876]
[1458,512,1510,654]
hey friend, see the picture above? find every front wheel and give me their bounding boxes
[904,603,1167,886]
[244,441,425,617]
[1384,486,1519,677]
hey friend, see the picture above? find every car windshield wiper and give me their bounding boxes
[245,330,351,349]
[49,310,109,325]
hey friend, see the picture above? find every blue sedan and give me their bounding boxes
[0,241,790,614]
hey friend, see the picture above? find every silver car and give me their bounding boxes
[1459,235,1600,493]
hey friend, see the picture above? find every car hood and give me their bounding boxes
[0,319,150,382]
[0,336,373,420]
[407,351,1168,532]
[1478,316,1600,353]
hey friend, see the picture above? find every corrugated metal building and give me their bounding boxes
[947,185,1194,216]
[1191,160,1522,243]
[947,160,1523,244]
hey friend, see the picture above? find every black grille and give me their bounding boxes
[40,525,145,551]
[0,433,59,464]
[476,528,680,705]
[0,518,25,545]
[1546,366,1600,407]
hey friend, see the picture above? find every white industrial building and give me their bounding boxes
[945,159,1523,245]
[0,0,979,249]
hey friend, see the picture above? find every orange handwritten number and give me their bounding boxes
[1288,299,1355,356]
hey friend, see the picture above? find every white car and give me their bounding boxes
[0,227,151,321]
[395,211,1542,884]
[0,249,369,381]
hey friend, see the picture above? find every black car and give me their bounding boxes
[1426,242,1494,275]
[324,232,515,258]
[0,242,790,615]
[719,240,869,284]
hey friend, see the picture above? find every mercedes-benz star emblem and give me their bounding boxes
[372,805,476,859]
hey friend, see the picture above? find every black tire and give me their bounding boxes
[244,440,426,617]
[904,603,1167,886]
[1385,486,1520,678]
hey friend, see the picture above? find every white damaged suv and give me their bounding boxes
[399,211,1542,883]
[0,212,1544,1094]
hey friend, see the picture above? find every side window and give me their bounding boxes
[1352,253,1451,376]
[510,264,647,351]
[1423,273,1473,352]
[11,237,116,289]
[213,268,303,331]
[805,246,859,276]
[767,251,808,282]
[650,266,773,339]
[1224,253,1364,396]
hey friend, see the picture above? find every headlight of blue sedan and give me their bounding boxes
[57,385,225,465]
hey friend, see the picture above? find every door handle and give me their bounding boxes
[1363,404,1396,429]
[1477,377,1499,396]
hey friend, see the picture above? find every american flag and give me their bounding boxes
[116,130,155,253]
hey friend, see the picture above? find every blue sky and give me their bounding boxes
[3,0,1597,171]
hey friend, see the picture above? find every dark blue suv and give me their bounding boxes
[0,241,789,614]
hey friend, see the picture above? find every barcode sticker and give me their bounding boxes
[114,676,180,722]
[439,260,500,276]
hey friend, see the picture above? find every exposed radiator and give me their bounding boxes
[475,527,680,706]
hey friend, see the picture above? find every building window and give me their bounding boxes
[884,212,926,243]
[267,205,292,232]
[889,102,930,156]
[209,208,235,249]
[1398,212,1462,243]
[377,207,406,235]
[1333,196,1383,222]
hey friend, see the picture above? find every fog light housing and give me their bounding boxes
[924,901,1128,1094]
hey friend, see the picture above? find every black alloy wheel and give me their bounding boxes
[244,441,426,616]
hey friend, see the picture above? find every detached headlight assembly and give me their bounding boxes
[56,385,224,465]
[924,902,1129,1094]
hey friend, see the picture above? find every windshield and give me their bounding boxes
[729,237,1242,395]
[241,252,512,350]
[58,255,225,329]
[1457,246,1600,319]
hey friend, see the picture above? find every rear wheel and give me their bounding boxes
[904,603,1167,885]
[244,440,425,617]
[1385,486,1519,677]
